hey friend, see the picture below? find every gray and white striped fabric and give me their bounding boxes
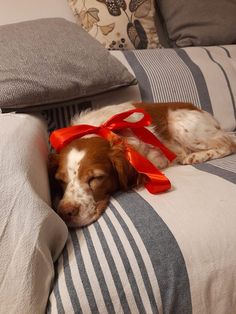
[48,191,192,314]
[194,150,236,184]
[47,45,236,313]
[41,101,92,133]
[48,158,236,313]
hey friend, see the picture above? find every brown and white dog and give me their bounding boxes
[49,102,236,228]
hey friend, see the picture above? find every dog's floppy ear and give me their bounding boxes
[47,153,63,206]
[48,153,59,171]
[109,145,144,191]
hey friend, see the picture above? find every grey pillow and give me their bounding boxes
[0,18,136,111]
[157,0,236,47]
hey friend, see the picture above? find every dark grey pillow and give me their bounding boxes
[157,0,236,47]
[0,18,136,111]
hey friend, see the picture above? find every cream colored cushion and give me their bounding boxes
[68,0,160,49]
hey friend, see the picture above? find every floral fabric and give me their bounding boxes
[68,0,160,49]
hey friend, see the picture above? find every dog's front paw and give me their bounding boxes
[182,153,199,165]
[182,151,214,165]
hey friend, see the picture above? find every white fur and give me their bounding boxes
[67,148,85,181]
[58,149,97,227]
[167,109,236,164]
[71,102,134,126]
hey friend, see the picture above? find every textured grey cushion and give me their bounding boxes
[0,18,136,111]
[157,0,236,47]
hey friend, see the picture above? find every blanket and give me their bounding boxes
[0,113,68,313]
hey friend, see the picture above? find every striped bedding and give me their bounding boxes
[46,45,236,313]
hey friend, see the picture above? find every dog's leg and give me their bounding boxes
[179,132,236,164]
[181,130,236,164]
[146,148,170,169]
[181,146,234,165]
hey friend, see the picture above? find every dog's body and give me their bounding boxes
[50,102,236,227]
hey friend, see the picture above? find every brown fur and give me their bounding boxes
[133,102,200,141]
[55,137,141,193]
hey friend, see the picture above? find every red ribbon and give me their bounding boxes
[49,109,176,194]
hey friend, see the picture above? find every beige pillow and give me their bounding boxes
[68,0,161,49]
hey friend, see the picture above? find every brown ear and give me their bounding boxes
[109,145,144,191]
[48,153,60,186]
[47,153,63,206]
[48,153,59,172]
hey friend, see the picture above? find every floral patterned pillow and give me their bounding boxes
[68,0,161,50]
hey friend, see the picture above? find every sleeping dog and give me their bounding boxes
[49,102,236,228]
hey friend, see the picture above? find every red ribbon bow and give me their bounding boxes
[49,109,176,194]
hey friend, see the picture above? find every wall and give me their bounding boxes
[0,0,75,25]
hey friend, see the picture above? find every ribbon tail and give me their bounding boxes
[132,127,176,162]
[125,146,171,194]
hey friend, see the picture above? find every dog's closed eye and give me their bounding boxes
[88,170,107,191]
[88,174,107,190]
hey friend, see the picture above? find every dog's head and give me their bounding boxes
[49,136,144,228]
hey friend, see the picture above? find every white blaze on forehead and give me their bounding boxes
[62,148,96,216]
[66,148,86,180]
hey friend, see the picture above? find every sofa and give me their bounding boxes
[0,1,236,313]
